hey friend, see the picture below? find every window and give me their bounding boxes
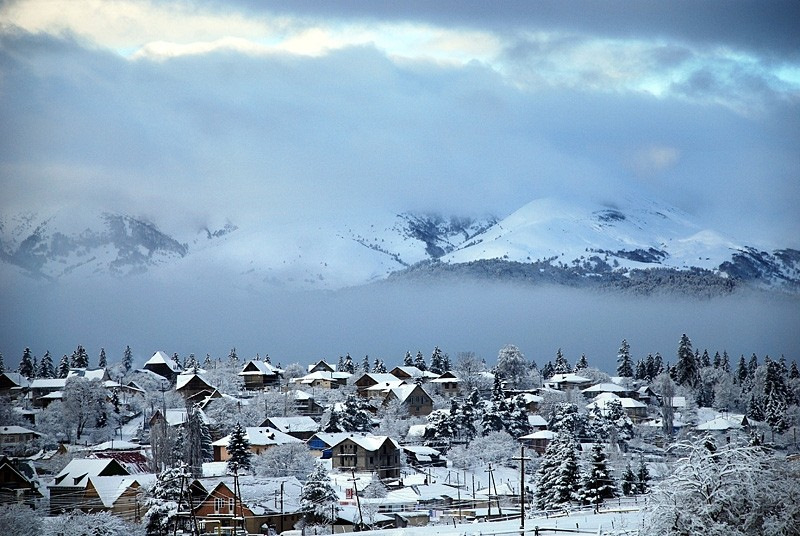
[214,498,222,513]
[229,498,235,512]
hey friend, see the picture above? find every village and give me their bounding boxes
[0,340,798,535]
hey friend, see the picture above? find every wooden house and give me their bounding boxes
[239,360,283,390]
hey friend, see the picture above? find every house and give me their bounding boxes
[306,432,359,458]
[175,373,215,400]
[401,445,445,467]
[354,373,403,396]
[239,360,283,390]
[580,382,633,399]
[383,384,433,417]
[0,426,41,455]
[290,390,325,416]
[308,360,337,373]
[148,407,211,434]
[634,385,658,404]
[518,392,544,413]
[527,414,548,431]
[586,392,648,422]
[546,373,592,394]
[142,351,182,382]
[389,366,437,382]
[211,427,301,462]
[27,378,66,408]
[290,370,351,389]
[519,430,557,455]
[48,458,130,514]
[329,434,400,479]
[259,416,319,441]
[82,475,153,522]
[364,380,407,400]
[0,456,43,507]
[429,371,461,397]
[0,373,29,400]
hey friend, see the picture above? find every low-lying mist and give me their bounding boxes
[2,273,798,371]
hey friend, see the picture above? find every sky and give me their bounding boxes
[1,1,799,368]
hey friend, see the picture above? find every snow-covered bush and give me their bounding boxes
[252,443,316,479]
[0,504,42,536]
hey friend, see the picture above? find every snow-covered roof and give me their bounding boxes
[52,458,129,488]
[332,434,399,452]
[519,393,544,404]
[174,373,213,391]
[366,380,407,392]
[239,360,283,376]
[360,373,400,384]
[430,372,460,383]
[0,425,40,436]
[581,382,628,394]
[401,445,440,456]
[388,384,429,403]
[40,390,64,399]
[155,408,210,427]
[310,432,369,448]
[86,440,142,451]
[67,368,108,381]
[405,424,427,439]
[696,417,743,431]
[144,351,181,372]
[547,373,592,384]
[212,427,301,447]
[29,378,66,389]
[90,475,154,507]
[586,392,646,410]
[292,370,351,384]
[262,416,319,434]
[642,418,685,428]
[527,414,548,427]
[520,430,557,440]
[0,372,29,388]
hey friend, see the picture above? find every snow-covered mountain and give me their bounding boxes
[1,196,798,293]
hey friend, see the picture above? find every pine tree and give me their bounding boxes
[98,348,107,368]
[712,351,722,369]
[226,422,252,473]
[736,355,748,385]
[575,354,589,371]
[580,443,617,505]
[414,351,426,371]
[300,464,340,525]
[403,351,413,367]
[541,361,555,379]
[38,351,55,378]
[343,353,354,373]
[184,404,213,477]
[122,345,134,373]
[430,346,445,375]
[721,351,731,373]
[505,395,532,439]
[71,344,89,369]
[636,456,650,494]
[700,349,711,368]
[621,462,637,495]
[746,392,765,422]
[534,433,580,509]
[634,360,646,380]
[57,354,70,378]
[790,361,800,380]
[674,334,698,388]
[19,348,34,379]
[616,339,634,377]
[362,355,370,373]
[0,352,4,373]
[203,353,212,368]
[481,375,507,434]
[31,355,38,378]
[747,353,758,378]
[763,358,791,435]
[228,348,239,367]
[554,348,571,374]
[442,352,451,373]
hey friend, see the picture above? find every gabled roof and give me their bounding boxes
[175,373,214,391]
[144,351,181,372]
[0,372,30,389]
[430,371,460,383]
[586,392,646,411]
[239,360,283,376]
[331,434,399,452]
[547,373,592,385]
[151,408,210,427]
[29,378,67,389]
[308,360,337,373]
[366,380,406,392]
[67,368,109,381]
[519,430,557,440]
[89,475,154,507]
[0,425,40,436]
[212,427,302,448]
[261,416,319,434]
[388,384,428,404]
[52,458,129,488]
[357,373,400,384]
[696,416,743,431]
[292,370,351,384]
[581,382,628,394]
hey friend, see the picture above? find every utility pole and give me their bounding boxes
[513,445,531,536]
[349,470,364,530]
[485,464,493,518]
[456,472,462,523]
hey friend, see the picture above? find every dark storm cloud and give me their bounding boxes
[226,0,800,60]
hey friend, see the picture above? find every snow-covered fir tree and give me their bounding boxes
[342,353,354,373]
[579,443,617,506]
[674,334,699,388]
[122,345,133,373]
[37,351,54,378]
[481,374,508,434]
[0,353,4,373]
[325,394,372,433]
[616,339,634,377]
[735,354,748,385]
[763,356,791,435]
[300,464,340,525]
[534,433,580,509]
[430,346,445,375]
[414,350,426,371]
[575,354,589,371]
[227,347,239,367]
[403,351,413,366]
[362,354,371,373]
[19,348,34,379]
[505,395,532,439]
[98,347,107,368]
[553,348,572,374]
[636,455,650,494]
[621,462,637,495]
[57,354,70,378]
[71,344,89,369]
[226,422,252,473]
[143,463,190,536]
